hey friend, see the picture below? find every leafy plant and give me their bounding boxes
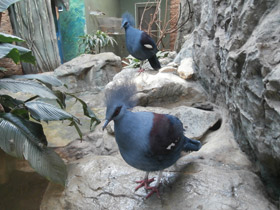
[0,74,101,185]
[78,30,117,54]
[0,0,100,186]
[122,51,168,69]
[122,55,140,69]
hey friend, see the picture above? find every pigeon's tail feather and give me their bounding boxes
[183,136,201,152]
[148,55,161,70]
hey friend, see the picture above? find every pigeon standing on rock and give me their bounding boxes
[121,12,161,72]
[102,83,201,198]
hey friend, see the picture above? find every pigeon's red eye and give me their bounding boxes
[113,106,122,118]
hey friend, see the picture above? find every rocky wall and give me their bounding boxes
[176,0,280,199]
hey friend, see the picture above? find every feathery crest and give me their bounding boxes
[122,12,135,27]
[105,82,137,109]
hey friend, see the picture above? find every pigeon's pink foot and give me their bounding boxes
[145,186,160,199]
[135,177,155,191]
[137,68,145,74]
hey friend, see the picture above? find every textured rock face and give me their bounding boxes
[177,0,280,194]
[108,68,207,107]
[54,53,122,93]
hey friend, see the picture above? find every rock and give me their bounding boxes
[54,123,118,162]
[159,66,177,73]
[176,0,280,197]
[41,120,277,210]
[108,68,207,107]
[177,57,194,80]
[174,34,194,64]
[54,53,122,93]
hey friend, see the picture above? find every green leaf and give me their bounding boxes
[0,94,23,111]
[0,113,47,148]
[0,32,24,43]
[0,113,67,185]
[6,48,20,63]
[23,142,67,185]
[19,51,36,64]
[0,43,36,64]
[0,0,21,12]
[53,90,66,109]
[66,93,100,130]
[69,120,83,140]
[0,79,57,99]
[25,101,78,122]
[10,74,63,87]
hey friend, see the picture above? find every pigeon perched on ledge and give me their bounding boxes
[102,83,202,198]
[121,12,161,71]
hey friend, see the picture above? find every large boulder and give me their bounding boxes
[108,68,207,107]
[176,0,280,197]
[54,53,122,93]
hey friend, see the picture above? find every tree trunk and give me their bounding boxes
[9,0,61,74]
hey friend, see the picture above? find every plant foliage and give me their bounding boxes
[78,30,117,54]
[0,74,101,185]
[0,0,100,186]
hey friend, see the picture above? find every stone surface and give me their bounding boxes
[177,57,194,80]
[40,120,277,210]
[54,53,122,93]
[55,123,118,162]
[159,66,177,73]
[108,68,207,107]
[177,0,280,197]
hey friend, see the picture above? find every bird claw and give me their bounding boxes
[137,68,145,75]
[135,178,161,199]
[135,177,155,191]
[145,186,160,199]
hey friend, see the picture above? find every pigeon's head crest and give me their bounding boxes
[105,82,138,110]
[121,12,135,28]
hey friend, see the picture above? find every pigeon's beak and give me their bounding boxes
[102,119,110,131]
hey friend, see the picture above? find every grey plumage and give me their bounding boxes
[103,82,201,198]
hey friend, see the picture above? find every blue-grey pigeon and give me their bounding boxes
[121,12,161,71]
[102,83,202,198]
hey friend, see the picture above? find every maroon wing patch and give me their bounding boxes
[149,113,182,155]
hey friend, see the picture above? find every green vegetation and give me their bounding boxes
[79,30,117,54]
[0,0,100,186]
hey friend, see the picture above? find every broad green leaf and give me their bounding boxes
[0,113,47,146]
[10,74,63,87]
[0,79,57,99]
[0,43,28,58]
[0,94,23,110]
[25,101,78,122]
[0,32,24,43]
[0,117,26,158]
[0,0,21,12]
[0,43,36,64]
[0,113,67,185]
[18,51,36,64]
[23,141,67,185]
